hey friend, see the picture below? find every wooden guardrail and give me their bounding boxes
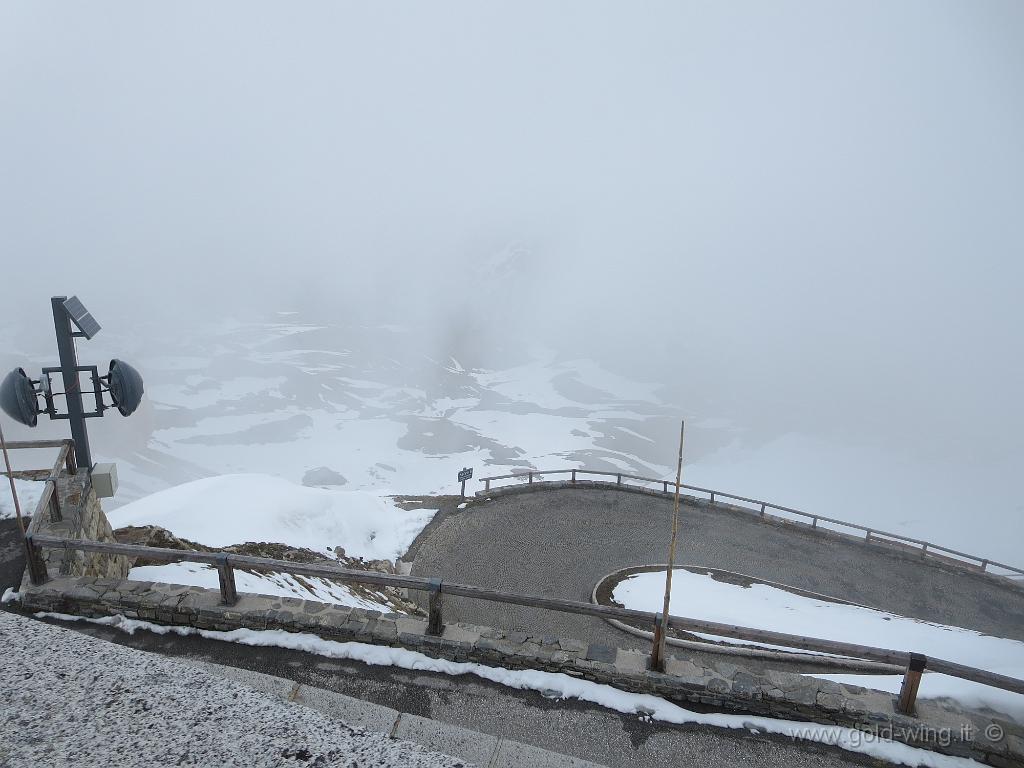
[1,439,78,526]
[23,534,1024,716]
[477,468,1024,578]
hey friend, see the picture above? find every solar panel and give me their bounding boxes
[63,296,101,339]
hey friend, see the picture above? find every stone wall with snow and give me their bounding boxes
[23,473,129,586]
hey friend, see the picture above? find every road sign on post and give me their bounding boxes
[458,467,473,498]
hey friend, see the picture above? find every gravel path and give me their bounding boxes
[410,488,1024,652]
[0,611,466,768]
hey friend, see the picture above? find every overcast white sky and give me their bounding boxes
[1,3,1022,534]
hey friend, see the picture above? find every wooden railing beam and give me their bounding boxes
[24,536,1024,696]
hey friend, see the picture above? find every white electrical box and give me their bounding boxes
[92,463,118,498]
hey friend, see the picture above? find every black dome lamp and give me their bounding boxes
[106,359,145,417]
[0,296,146,471]
[0,368,40,428]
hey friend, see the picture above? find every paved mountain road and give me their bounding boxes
[0,518,886,768]
[408,487,1024,651]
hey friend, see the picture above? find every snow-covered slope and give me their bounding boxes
[3,310,1020,567]
[107,474,435,610]
[108,474,433,562]
[613,568,1024,719]
[0,478,44,521]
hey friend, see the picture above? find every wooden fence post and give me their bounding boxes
[47,479,62,523]
[24,535,48,586]
[650,613,667,672]
[65,442,78,475]
[216,554,238,606]
[427,578,443,635]
[897,653,927,715]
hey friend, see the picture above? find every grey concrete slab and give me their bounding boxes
[187,658,298,699]
[295,684,402,735]
[394,713,499,766]
[490,738,605,768]
[191,655,608,768]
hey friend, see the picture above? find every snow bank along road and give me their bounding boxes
[3,612,903,768]
[409,488,1024,655]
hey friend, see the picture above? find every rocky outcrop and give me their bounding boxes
[113,525,421,615]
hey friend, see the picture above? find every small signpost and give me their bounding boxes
[458,467,473,498]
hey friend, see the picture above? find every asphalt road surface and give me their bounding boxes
[1,517,888,768]
[408,487,1024,653]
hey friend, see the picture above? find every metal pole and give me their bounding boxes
[0,422,26,536]
[652,419,685,672]
[51,297,92,471]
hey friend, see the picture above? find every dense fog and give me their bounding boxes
[1,3,1021,560]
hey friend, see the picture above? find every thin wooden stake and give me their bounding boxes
[0,423,26,537]
[651,419,685,672]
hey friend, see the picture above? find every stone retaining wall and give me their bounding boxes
[22,474,129,584]
[18,576,1022,766]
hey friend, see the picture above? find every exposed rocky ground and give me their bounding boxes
[114,524,421,615]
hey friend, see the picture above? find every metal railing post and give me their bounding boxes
[427,578,444,635]
[897,653,927,715]
[24,535,48,586]
[528,472,533,484]
[709,492,715,504]
[571,469,576,484]
[662,481,668,493]
[617,474,622,485]
[484,478,491,492]
[216,554,238,606]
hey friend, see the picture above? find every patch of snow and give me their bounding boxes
[0,478,45,520]
[814,671,1024,722]
[613,569,1024,719]
[1,587,19,604]
[130,562,392,612]
[37,612,982,768]
[108,474,435,561]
